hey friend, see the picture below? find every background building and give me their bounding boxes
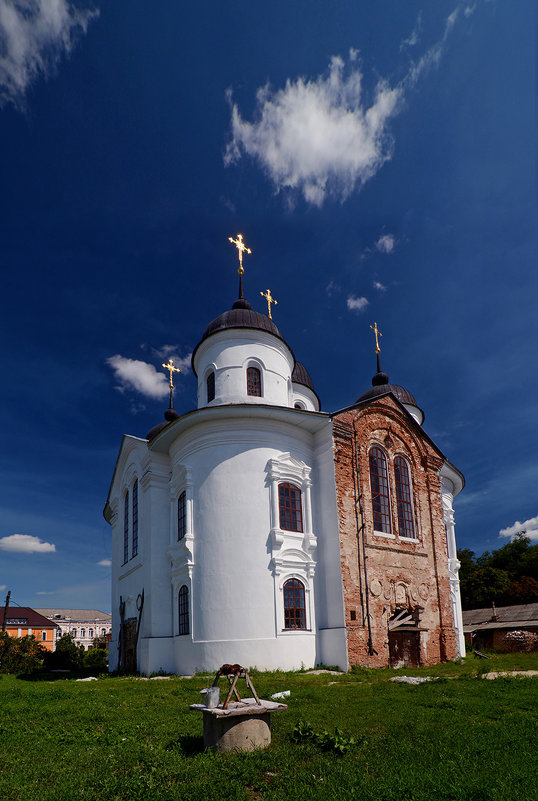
[35,609,112,651]
[0,607,60,652]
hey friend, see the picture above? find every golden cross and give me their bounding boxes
[260,288,278,319]
[228,233,252,275]
[370,322,382,354]
[162,358,180,390]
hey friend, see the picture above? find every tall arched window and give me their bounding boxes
[206,371,215,403]
[132,479,138,558]
[81,628,86,638]
[123,491,129,564]
[279,483,303,532]
[89,628,94,639]
[369,447,392,533]
[178,586,189,635]
[246,366,262,396]
[394,456,416,539]
[177,491,186,541]
[283,578,306,629]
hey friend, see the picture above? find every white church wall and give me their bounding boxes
[194,330,294,408]
[292,383,319,412]
[312,426,349,670]
[439,465,466,658]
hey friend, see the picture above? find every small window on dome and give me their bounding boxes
[247,366,262,397]
[206,371,215,403]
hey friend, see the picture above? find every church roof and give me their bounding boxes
[191,297,288,376]
[292,361,315,391]
[146,407,179,441]
[356,355,418,407]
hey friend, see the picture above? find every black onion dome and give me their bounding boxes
[146,407,179,440]
[191,296,288,375]
[356,356,418,406]
[292,361,315,391]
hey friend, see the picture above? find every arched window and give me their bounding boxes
[278,483,303,532]
[369,447,392,533]
[101,628,106,637]
[394,456,416,539]
[132,479,138,558]
[283,578,306,629]
[81,628,86,638]
[206,371,215,403]
[71,628,77,638]
[123,491,129,564]
[88,628,94,639]
[178,586,189,635]
[246,366,262,397]
[178,491,186,540]
[42,631,47,641]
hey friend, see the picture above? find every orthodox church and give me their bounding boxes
[104,236,465,675]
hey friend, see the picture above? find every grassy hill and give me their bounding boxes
[1,653,537,801]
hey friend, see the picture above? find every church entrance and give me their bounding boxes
[388,629,420,667]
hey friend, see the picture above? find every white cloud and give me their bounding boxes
[373,281,386,291]
[98,559,111,567]
[225,54,402,206]
[400,12,422,50]
[499,516,538,542]
[0,534,56,553]
[0,0,98,109]
[225,8,463,207]
[107,355,169,400]
[0,584,6,591]
[375,233,395,253]
[36,590,54,595]
[464,5,476,17]
[347,295,369,313]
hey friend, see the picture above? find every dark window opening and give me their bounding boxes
[247,366,262,396]
[132,479,138,557]
[394,456,416,538]
[279,483,303,532]
[178,491,186,541]
[350,610,357,621]
[283,578,306,630]
[123,491,129,564]
[206,371,215,402]
[369,446,392,533]
[178,585,189,635]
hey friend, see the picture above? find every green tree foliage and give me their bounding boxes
[44,633,84,671]
[0,633,47,674]
[458,532,538,609]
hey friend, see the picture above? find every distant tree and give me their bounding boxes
[0,633,46,674]
[458,532,538,609]
[84,647,108,671]
[45,634,84,671]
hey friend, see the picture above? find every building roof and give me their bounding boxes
[0,606,60,629]
[462,603,538,633]
[356,354,419,409]
[292,361,314,391]
[34,608,111,622]
[191,296,288,376]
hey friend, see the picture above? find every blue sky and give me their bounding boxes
[1,0,536,612]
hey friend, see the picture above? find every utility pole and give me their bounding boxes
[1,590,11,633]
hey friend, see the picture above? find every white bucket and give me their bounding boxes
[200,686,220,708]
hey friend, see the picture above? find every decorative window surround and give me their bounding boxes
[276,566,314,633]
[266,453,316,556]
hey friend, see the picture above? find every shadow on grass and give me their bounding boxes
[165,734,205,756]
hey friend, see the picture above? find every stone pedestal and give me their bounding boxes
[190,697,287,752]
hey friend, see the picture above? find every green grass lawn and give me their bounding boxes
[1,653,537,801]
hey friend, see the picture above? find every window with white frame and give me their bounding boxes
[283,578,306,629]
[369,446,392,534]
[394,455,416,539]
[132,479,139,557]
[178,490,186,541]
[178,585,189,635]
[123,490,129,564]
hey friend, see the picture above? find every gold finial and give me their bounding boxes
[228,233,252,275]
[370,322,382,354]
[260,288,278,319]
[162,358,180,390]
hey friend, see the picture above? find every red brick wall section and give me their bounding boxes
[333,397,458,668]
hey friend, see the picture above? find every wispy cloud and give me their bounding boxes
[375,233,395,254]
[225,8,462,206]
[347,295,369,313]
[373,281,387,292]
[0,584,6,591]
[36,590,55,595]
[107,355,170,400]
[152,345,192,373]
[499,515,538,542]
[400,12,422,50]
[98,559,111,567]
[0,534,56,553]
[0,0,99,109]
